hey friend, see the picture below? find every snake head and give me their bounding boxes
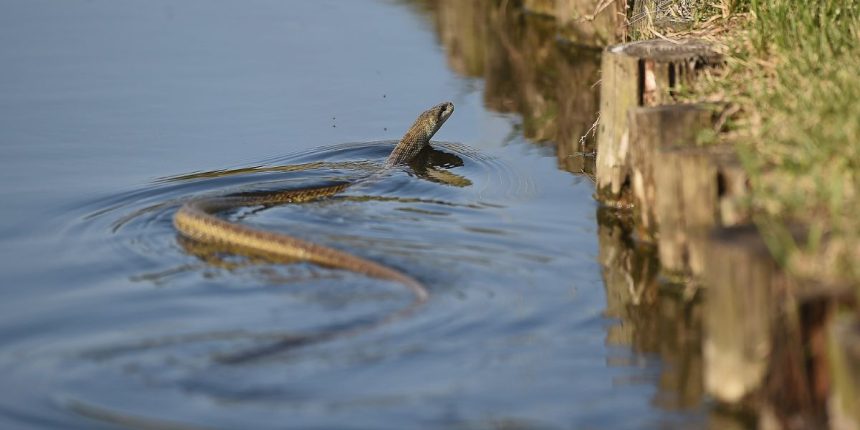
[417,101,454,140]
[386,102,455,166]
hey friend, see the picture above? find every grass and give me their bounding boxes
[640,0,860,283]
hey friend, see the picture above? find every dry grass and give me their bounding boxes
[636,0,860,284]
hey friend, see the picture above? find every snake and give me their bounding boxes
[173,102,454,361]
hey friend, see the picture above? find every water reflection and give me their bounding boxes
[597,207,706,412]
[169,146,470,364]
[1,0,694,426]
[416,0,602,164]
[416,0,710,419]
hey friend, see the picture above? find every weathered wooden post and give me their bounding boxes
[654,144,749,276]
[828,313,860,429]
[701,225,785,405]
[697,224,842,427]
[703,225,852,426]
[595,39,721,205]
[626,104,717,239]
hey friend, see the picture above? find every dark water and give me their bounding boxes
[0,1,707,428]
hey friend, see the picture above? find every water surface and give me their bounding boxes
[0,1,706,428]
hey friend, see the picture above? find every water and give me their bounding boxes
[0,1,707,428]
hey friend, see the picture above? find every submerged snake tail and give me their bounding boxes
[173,202,428,302]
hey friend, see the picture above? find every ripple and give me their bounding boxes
[3,138,605,429]
[59,141,529,365]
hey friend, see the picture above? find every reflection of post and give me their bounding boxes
[597,207,658,347]
[701,226,782,405]
[596,207,705,411]
[648,288,705,411]
[522,0,556,17]
[702,224,845,426]
[523,0,627,46]
[430,0,490,77]
[487,10,561,142]
[427,1,604,179]
[487,6,603,167]
[555,43,601,174]
[556,0,627,46]
[482,4,518,113]
[595,39,722,205]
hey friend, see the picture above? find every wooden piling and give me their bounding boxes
[423,3,860,427]
[595,44,639,205]
[828,313,860,429]
[654,144,749,276]
[595,39,721,205]
[760,291,839,429]
[702,224,853,425]
[626,103,718,239]
[698,227,840,428]
[701,225,785,405]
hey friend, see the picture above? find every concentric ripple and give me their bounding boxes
[62,141,533,359]
[0,141,604,429]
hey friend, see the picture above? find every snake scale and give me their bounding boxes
[173,102,454,360]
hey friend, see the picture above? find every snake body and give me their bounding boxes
[173,102,454,359]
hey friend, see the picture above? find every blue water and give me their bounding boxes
[0,1,706,428]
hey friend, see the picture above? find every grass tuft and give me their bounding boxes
[642,0,860,282]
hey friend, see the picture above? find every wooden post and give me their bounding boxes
[630,0,660,39]
[595,44,639,205]
[716,152,749,227]
[627,104,717,240]
[759,292,838,429]
[828,313,860,429]
[703,225,852,424]
[701,225,786,405]
[595,39,721,205]
[655,144,749,276]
